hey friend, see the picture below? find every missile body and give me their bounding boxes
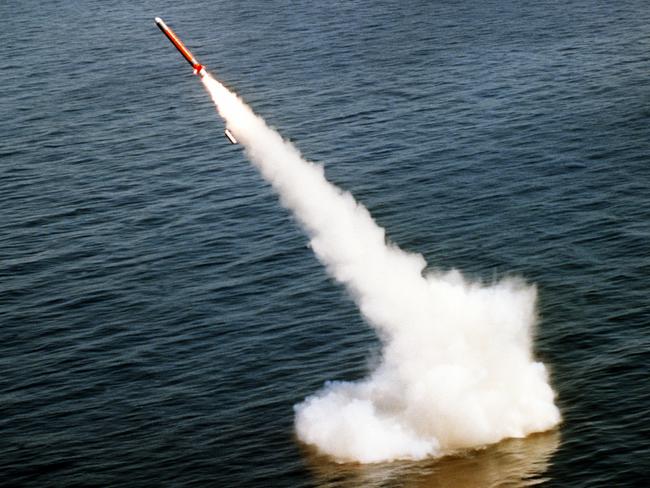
[155,17,238,144]
[155,17,206,77]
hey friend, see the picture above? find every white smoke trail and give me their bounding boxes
[201,74,561,463]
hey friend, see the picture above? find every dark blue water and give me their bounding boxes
[2,1,649,486]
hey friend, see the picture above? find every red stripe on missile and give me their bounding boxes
[155,17,205,76]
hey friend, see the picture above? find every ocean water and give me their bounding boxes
[2,1,649,486]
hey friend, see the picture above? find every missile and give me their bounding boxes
[155,17,206,77]
[154,18,239,145]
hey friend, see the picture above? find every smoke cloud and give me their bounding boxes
[201,74,561,463]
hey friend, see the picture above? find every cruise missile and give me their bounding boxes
[155,17,206,77]
[155,17,239,144]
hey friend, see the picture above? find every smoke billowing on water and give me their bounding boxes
[201,74,561,463]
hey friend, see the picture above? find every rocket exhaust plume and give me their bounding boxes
[154,19,561,462]
[201,74,561,462]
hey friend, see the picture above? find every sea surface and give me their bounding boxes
[2,1,649,486]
